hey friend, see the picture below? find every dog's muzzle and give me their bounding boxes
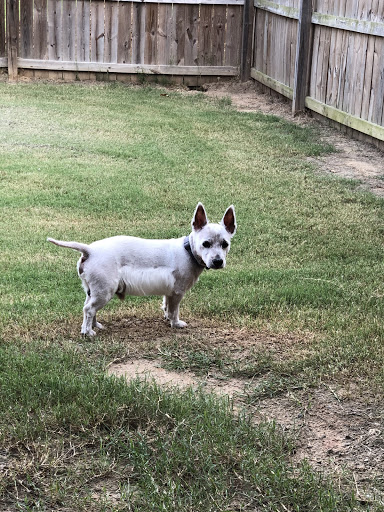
[211,257,224,269]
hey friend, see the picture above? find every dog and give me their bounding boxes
[47,202,236,336]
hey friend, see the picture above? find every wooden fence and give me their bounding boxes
[1,0,384,147]
[252,0,384,147]
[0,0,244,80]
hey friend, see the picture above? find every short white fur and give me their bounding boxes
[47,202,236,336]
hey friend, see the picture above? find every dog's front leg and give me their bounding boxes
[166,294,187,328]
[161,296,169,320]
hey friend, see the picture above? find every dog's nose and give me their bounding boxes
[212,258,224,268]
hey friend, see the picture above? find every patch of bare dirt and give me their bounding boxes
[105,315,384,506]
[253,387,384,504]
[203,80,384,197]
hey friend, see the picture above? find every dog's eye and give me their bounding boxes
[222,241,229,249]
[202,241,211,248]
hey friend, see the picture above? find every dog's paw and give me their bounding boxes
[171,320,187,328]
[95,322,104,330]
[81,329,96,337]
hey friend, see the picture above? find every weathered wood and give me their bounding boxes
[226,5,243,66]
[91,1,106,63]
[117,1,132,64]
[361,35,375,120]
[17,59,240,75]
[62,0,76,61]
[184,4,199,65]
[6,0,18,80]
[113,0,245,4]
[166,3,177,65]
[20,0,34,59]
[77,0,91,62]
[175,4,186,65]
[250,68,294,99]
[240,0,253,80]
[156,2,168,64]
[48,0,60,61]
[368,36,384,126]
[305,95,384,142]
[198,5,213,65]
[255,0,384,36]
[0,0,5,58]
[212,5,226,65]
[33,0,48,60]
[255,0,299,19]
[311,11,384,37]
[145,3,158,64]
[132,2,146,64]
[292,0,312,113]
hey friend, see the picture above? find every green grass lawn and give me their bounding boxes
[1,81,383,510]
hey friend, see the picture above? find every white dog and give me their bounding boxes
[47,203,236,336]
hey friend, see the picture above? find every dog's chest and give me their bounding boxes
[119,266,176,296]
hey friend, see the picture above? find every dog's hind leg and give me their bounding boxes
[82,291,104,332]
[166,294,187,328]
[81,290,113,336]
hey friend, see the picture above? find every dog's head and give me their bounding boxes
[190,203,236,269]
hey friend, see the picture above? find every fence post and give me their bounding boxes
[240,0,253,81]
[6,0,19,81]
[292,0,312,114]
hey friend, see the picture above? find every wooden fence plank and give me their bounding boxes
[184,4,199,65]
[105,0,113,62]
[77,0,91,62]
[212,5,226,65]
[156,3,168,64]
[199,5,213,65]
[105,0,119,62]
[226,5,241,66]
[20,0,34,59]
[361,35,375,120]
[0,0,5,58]
[368,36,384,125]
[166,4,177,65]
[175,4,186,65]
[144,3,158,64]
[117,1,132,63]
[48,0,60,61]
[33,0,48,60]
[91,1,106,63]
[132,2,146,63]
[62,0,76,61]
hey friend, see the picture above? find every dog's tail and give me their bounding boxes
[47,238,91,257]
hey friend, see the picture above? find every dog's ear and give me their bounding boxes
[192,202,209,231]
[221,205,236,235]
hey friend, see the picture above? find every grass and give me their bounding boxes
[0,343,356,511]
[0,81,383,510]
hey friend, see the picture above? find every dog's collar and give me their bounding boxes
[184,236,207,269]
